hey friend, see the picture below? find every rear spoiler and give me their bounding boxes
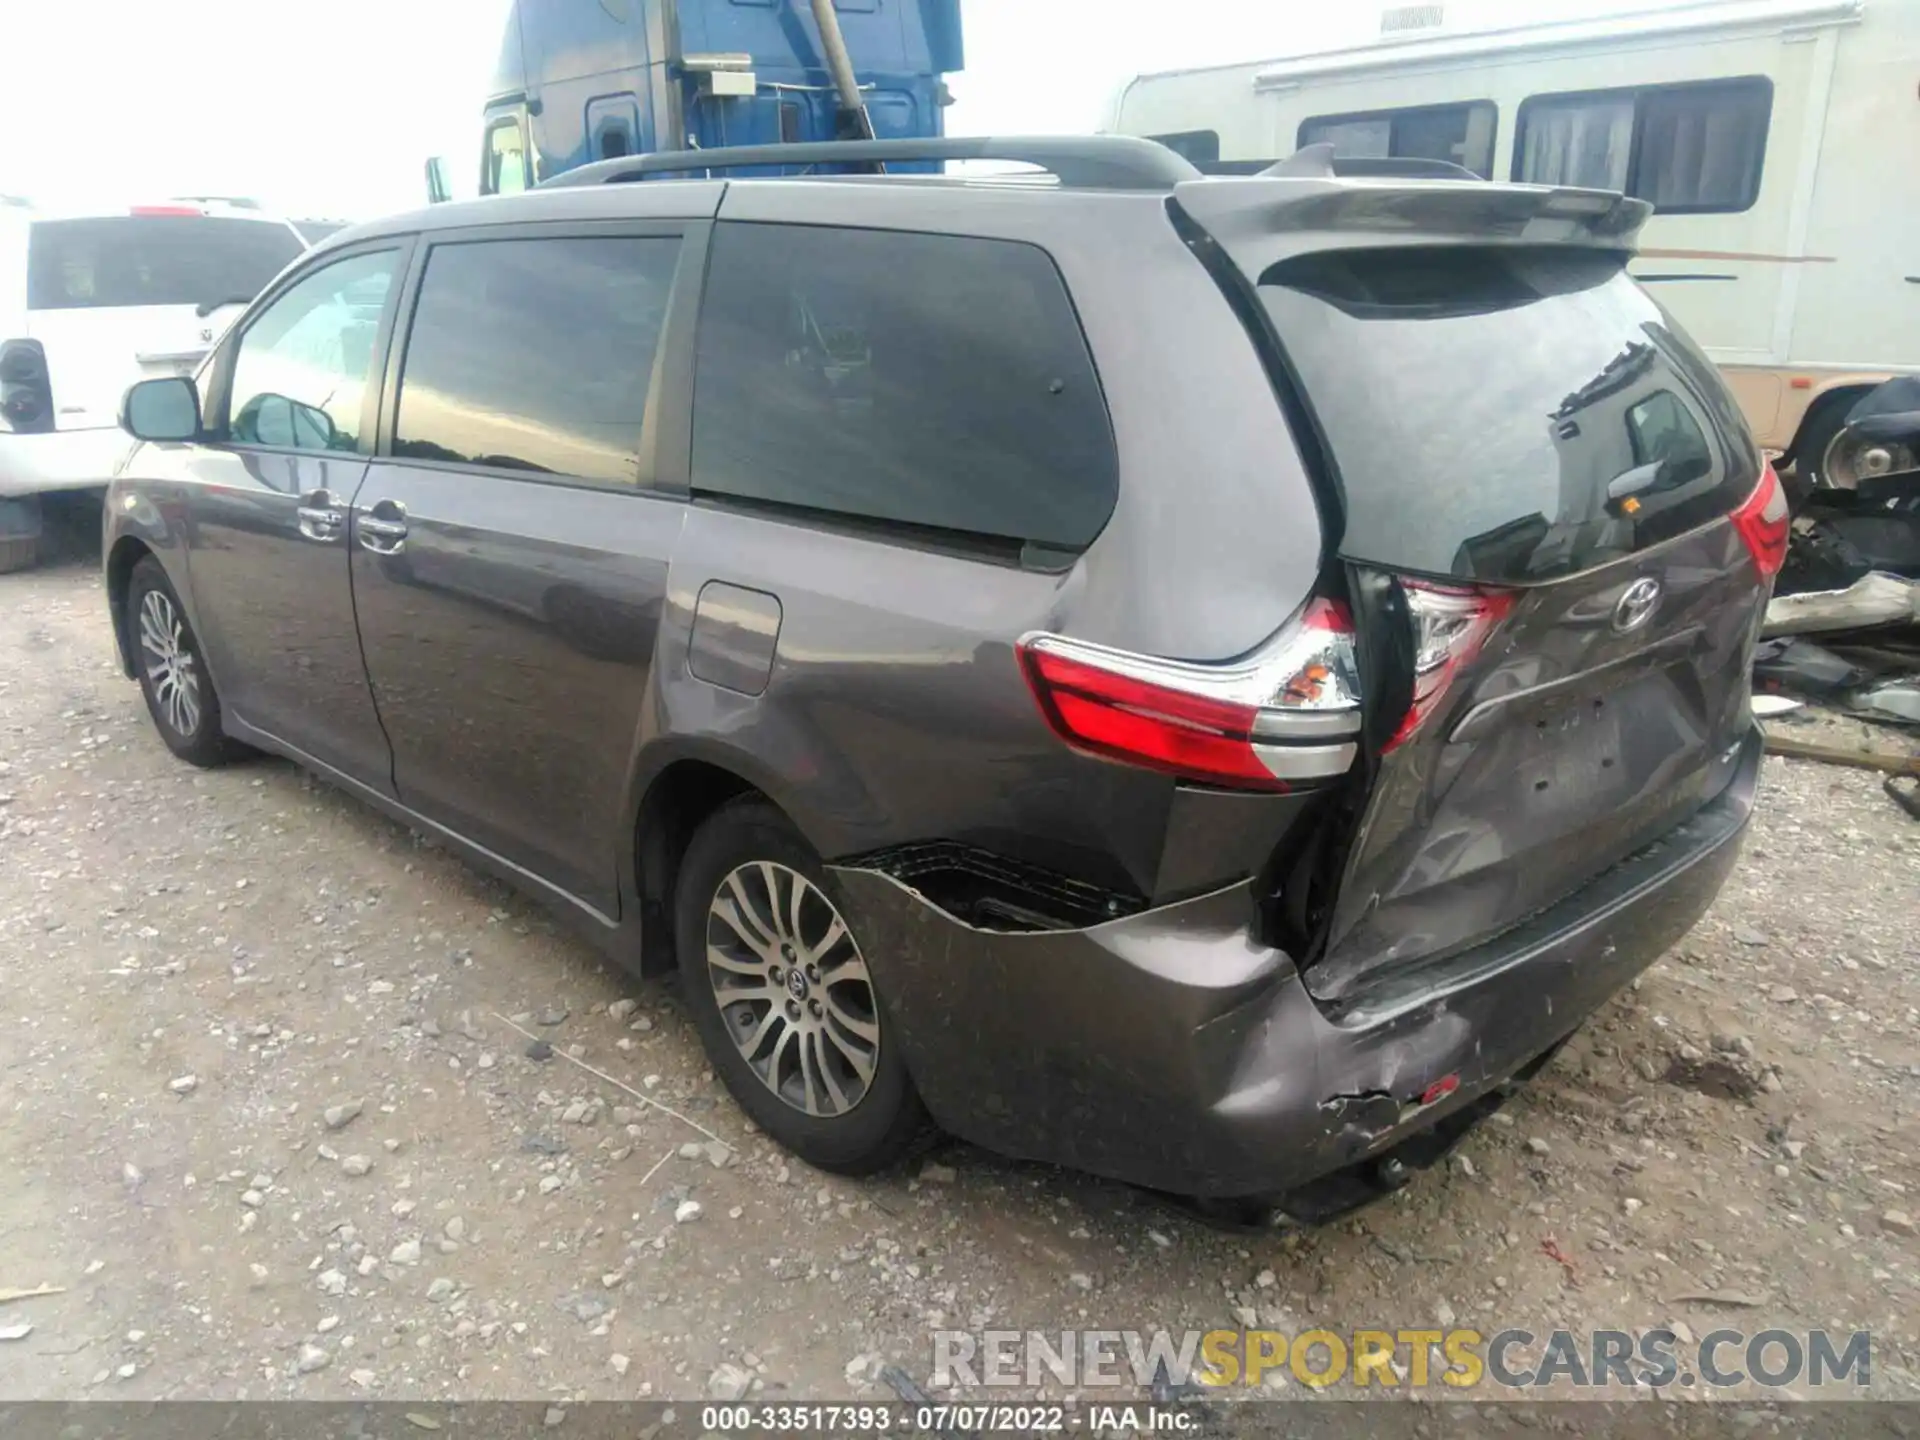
[1173,165,1651,258]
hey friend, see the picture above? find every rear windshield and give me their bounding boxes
[1261,247,1761,584]
[26,216,303,312]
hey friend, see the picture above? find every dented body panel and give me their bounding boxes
[832,728,1757,1204]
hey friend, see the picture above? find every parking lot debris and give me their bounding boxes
[1764,734,1920,777]
[707,1362,753,1400]
[1886,777,1920,821]
[0,1286,62,1305]
[1853,678,1920,726]
[321,1100,363,1131]
[494,1011,726,1145]
[1753,637,1875,696]
[1763,572,1919,637]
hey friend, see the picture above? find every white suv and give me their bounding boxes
[0,202,308,570]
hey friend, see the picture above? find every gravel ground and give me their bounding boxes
[2,527,1917,1405]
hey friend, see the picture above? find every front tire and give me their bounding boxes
[673,798,926,1174]
[127,557,247,768]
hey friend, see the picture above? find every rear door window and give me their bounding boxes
[690,222,1118,556]
[1260,246,1760,583]
[392,235,682,484]
[26,216,303,311]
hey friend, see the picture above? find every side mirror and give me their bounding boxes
[121,376,201,443]
[425,156,452,205]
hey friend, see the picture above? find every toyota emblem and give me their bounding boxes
[1612,577,1662,634]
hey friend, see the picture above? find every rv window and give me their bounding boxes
[690,222,1118,554]
[1298,102,1497,179]
[1147,130,1221,165]
[1637,81,1771,213]
[484,120,530,196]
[1516,96,1634,191]
[1516,79,1771,214]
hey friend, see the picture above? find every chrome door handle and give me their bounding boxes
[296,489,345,543]
[356,501,409,556]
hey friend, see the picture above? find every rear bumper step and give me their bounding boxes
[831,725,1760,1204]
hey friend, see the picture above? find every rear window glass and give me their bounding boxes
[1261,247,1760,584]
[26,216,303,311]
[691,222,1118,557]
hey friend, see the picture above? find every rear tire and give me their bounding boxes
[127,557,248,768]
[673,797,926,1175]
[1792,392,1866,491]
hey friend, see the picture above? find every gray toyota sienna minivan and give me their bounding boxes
[104,137,1787,1221]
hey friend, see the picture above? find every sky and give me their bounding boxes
[0,0,1661,220]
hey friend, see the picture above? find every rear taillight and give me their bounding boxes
[0,339,53,435]
[1385,580,1516,753]
[1017,599,1362,791]
[1729,462,1789,579]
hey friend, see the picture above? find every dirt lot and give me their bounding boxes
[2,524,1917,1406]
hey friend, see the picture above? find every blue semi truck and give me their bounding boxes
[472,0,965,193]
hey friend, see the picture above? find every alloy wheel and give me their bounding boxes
[705,861,880,1117]
[138,588,202,737]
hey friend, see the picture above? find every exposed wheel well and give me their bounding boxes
[633,760,763,974]
[106,537,155,675]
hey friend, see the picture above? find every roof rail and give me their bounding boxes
[540,136,1202,191]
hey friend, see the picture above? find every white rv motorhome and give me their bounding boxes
[1108,0,1920,487]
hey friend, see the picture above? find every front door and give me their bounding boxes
[177,242,410,789]
[349,225,695,915]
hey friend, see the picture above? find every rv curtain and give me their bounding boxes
[1519,98,1633,192]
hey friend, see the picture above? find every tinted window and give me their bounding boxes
[393,236,680,483]
[1301,103,1497,178]
[1517,80,1770,213]
[229,249,399,453]
[1261,247,1759,584]
[691,223,1117,554]
[26,216,303,311]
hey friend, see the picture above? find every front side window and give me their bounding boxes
[1517,79,1771,213]
[690,222,1119,556]
[393,235,681,484]
[1299,102,1498,178]
[484,120,530,196]
[227,249,399,453]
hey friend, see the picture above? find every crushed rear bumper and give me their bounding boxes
[832,728,1760,1210]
